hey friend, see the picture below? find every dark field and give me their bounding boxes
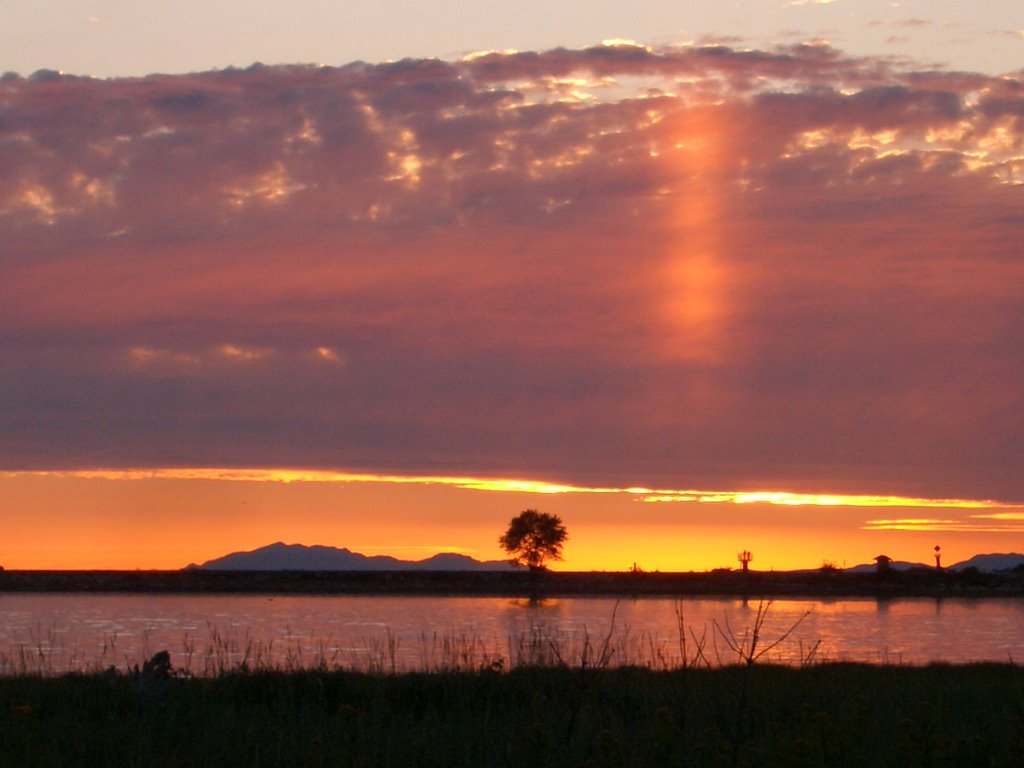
[2,567,1023,598]
[2,662,1023,767]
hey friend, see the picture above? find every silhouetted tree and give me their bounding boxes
[499,510,567,571]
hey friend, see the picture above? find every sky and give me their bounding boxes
[1,1,1023,570]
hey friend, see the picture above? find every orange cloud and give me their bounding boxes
[3,468,1015,512]
[864,518,1024,532]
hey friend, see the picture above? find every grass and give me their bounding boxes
[1,662,1023,767]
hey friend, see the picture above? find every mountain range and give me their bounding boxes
[185,542,519,571]
[948,553,1024,572]
[187,543,1024,573]
[845,552,1024,574]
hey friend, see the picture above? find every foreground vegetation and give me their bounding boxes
[2,661,1022,767]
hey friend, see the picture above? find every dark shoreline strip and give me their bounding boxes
[1,569,1021,597]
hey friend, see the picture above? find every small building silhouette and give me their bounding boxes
[874,554,892,574]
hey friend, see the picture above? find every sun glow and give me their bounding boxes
[1,470,1018,571]
[661,105,735,365]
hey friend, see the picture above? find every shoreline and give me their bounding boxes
[1,567,1022,598]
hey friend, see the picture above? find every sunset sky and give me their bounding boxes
[1,0,1022,570]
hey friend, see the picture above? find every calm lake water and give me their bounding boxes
[1,593,1022,674]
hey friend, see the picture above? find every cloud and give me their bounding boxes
[313,346,343,364]
[3,468,1013,511]
[863,518,1024,532]
[218,344,273,362]
[0,46,1022,501]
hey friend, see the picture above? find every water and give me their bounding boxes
[0,593,1022,675]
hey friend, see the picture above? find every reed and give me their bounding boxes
[0,600,832,677]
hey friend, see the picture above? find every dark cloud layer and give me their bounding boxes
[1,44,1022,500]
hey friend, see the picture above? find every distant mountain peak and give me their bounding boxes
[950,553,1024,572]
[186,542,519,572]
[846,552,1024,574]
